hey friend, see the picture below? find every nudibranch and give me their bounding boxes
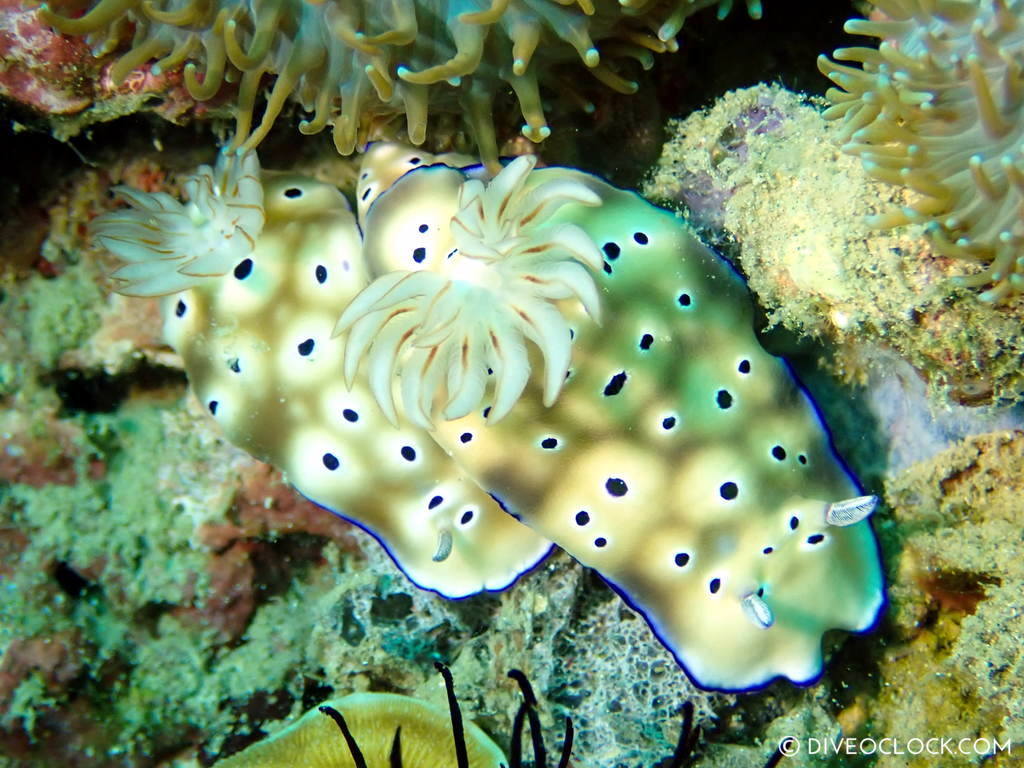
[93,142,884,692]
[39,0,764,167]
[336,149,604,427]
[96,148,553,598]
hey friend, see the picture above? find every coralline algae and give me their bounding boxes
[92,142,885,692]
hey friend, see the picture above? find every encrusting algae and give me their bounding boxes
[646,82,1024,408]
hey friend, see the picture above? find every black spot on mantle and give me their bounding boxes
[603,371,628,396]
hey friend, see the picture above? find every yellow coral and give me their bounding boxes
[213,666,576,768]
[213,693,506,767]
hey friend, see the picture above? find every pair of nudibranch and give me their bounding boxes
[94,142,883,692]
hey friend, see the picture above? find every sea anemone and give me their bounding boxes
[818,0,1024,301]
[213,664,788,768]
[212,664,523,768]
[40,0,763,167]
[94,149,263,296]
[333,153,603,428]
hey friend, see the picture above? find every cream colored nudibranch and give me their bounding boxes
[93,149,551,599]
[345,144,885,692]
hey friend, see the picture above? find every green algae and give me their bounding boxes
[21,266,103,372]
[6,405,210,612]
[0,404,216,754]
[645,84,1024,409]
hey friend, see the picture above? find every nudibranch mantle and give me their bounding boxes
[146,156,554,599]
[94,143,884,692]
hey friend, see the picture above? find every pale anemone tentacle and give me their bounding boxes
[333,154,603,429]
[94,150,264,296]
[819,0,1024,300]
[40,0,766,171]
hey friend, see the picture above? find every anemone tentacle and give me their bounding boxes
[40,0,761,166]
[820,0,1024,301]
